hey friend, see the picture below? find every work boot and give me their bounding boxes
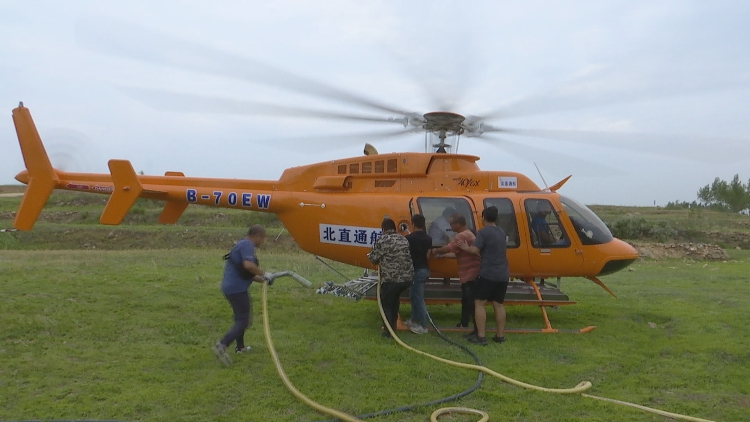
[212,342,232,366]
[410,325,428,335]
[468,336,488,346]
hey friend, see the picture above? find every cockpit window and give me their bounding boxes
[483,198,520,248]
[417,197,475,246]
[524,198,571,248]
[559,195,613,245]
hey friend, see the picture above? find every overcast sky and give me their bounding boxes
[2,0,749,206]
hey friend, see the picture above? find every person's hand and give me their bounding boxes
[263,272,277,286]
[456,240,469,250]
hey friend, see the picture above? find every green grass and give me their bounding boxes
[591,205,750,234]
[2,249,749,421]
[2,186,749,420]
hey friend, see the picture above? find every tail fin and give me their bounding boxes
[12,104,59,231]
[100,159,143,225]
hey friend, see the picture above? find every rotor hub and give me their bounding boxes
[422,112,466,134]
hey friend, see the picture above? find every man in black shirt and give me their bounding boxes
[404,214,432,334]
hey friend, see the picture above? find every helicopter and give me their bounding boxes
[8,17,661,332]
[11,96,640,333]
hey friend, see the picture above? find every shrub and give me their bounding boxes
[609,217,678,242]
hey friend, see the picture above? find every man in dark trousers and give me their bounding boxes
[404,214,432,334]
[433,213,480,332]
[213,224,270,366]
[458,206,510,346]
[368,217,414,338]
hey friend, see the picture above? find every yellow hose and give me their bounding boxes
[261,276,719,422]
[581,394,717,422]
[261,281,364,422]
[430,407,489,422]
[374,277,718,421]
[376,279,592,394]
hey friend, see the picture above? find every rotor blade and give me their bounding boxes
[488,128,750,164]
[477,135,623,178]
[76,16,418,117]
[385,42,474,112]
[268,128,417,149]
[42,128,105,173]
[380,5,478,112]
[119,86,410,125]
[474,65,749,122]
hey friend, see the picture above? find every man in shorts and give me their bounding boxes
[458,206,510,345]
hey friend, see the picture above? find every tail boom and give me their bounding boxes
[12,104,284,229]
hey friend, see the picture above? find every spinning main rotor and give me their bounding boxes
[76,17,749,166]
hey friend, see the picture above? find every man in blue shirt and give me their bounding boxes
[530,201,556,246]
[212,225,269,366]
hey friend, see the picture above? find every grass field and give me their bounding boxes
[2,246,749,421]
[2,187,750,421]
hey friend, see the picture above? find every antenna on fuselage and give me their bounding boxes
[534,162,549,190]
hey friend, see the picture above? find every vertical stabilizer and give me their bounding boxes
[12,104,59,230]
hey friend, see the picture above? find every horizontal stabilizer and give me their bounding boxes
[100,159,143,225]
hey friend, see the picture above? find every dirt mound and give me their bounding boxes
[630,242,730,261]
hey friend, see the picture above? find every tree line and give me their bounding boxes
[666,174,750,213]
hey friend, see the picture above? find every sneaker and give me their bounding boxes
[468,336,488,346]
[212,342,232,366]
[403,319,417,329]
[492,336,506,343]
[410,325,428,335]
[381,331,393,339]
[235,346,253,353]
[464,330,478,339]
[455,322,469,328]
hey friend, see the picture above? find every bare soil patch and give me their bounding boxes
[630,242,730,261]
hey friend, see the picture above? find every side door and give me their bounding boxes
[411,196,478,279]
[482,196,526,277]
[522,196,583,277]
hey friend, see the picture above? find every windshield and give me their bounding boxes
[560,195,613,245]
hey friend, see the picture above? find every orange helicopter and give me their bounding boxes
[11,99,639,333]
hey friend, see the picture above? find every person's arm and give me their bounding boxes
[457,232,481,256]
[456,242,480,256]
[244,261,267,283]
[433,251,456,259]
[433,236,460,258]
[536,220,556,244]
[239,241,265,281]
[368,241,383,264]
[242,260,264,277]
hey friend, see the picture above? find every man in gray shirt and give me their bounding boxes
[457,206,510,345]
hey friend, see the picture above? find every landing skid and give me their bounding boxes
[431,325,597,334]
[326,275,596,333]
